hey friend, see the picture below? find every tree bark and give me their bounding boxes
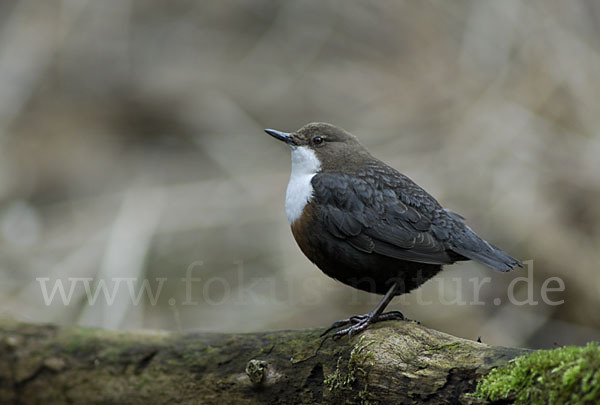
[0,318,528,404]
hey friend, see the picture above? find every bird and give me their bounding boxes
[265,122,521,338]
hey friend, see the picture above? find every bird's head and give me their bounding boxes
[265,122,371,172]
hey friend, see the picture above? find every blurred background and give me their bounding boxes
[1,0,599,349]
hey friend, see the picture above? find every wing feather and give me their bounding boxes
[312,172,454,265]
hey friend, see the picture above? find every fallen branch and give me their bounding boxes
[0,318,528,404]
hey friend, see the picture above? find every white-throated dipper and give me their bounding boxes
[265,122,521,338]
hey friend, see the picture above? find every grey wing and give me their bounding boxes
[364,166,521,271]
[311,173,455,265]
[374,166,521,272]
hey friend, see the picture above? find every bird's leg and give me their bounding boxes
[321,281,404,339]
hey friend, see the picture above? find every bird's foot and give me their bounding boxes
[321,311,405,339]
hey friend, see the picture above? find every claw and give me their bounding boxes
[321,311,405,338]
[320,314,367,337]
[331,317,371,339]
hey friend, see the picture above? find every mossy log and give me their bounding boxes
[0,318,528,404]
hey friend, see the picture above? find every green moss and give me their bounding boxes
[324,357,351,391]
[280,329,322,363]
[323,336,377,404]
[425,341,461,352]
[472,342,600,404]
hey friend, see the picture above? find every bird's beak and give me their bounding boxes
[265,129,295,146]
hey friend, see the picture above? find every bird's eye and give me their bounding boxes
[312,136,324,145]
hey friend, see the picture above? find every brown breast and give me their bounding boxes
[290,200,320,264]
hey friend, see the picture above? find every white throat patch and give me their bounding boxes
[285,146,321,223]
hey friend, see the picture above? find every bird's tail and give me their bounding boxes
[449,225,522,272]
